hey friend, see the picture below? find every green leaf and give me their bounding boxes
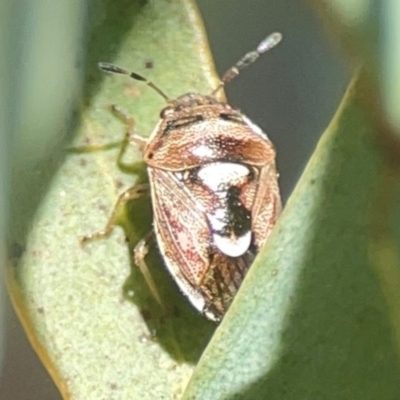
[9,1,400,399]
[183,72,400,399]
[7,1,220,398]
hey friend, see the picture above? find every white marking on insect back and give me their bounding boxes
[191,144,215,158]
[207,210,228,232]
[213,231,252,258]
[197,162,250,191]
[242,115,268,139]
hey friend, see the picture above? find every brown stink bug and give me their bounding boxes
[82,32,282,321]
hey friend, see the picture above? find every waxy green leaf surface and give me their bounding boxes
[182,2,400,397]
[7,1,220,398]
[183,72,400,399]
[7,1,400,399]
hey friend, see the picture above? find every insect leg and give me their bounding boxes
[80,183,149,244]
[111,104,147,152]
[133,231,164,308]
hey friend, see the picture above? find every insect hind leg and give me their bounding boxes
[133,231,164,308]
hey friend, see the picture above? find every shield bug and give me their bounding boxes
[82,32,282,321]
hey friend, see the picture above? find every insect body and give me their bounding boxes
[84,32,282,321]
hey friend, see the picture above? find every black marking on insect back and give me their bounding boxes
[221,186,251,238]
[186,166,201,185]
[247,165,256,182]
[219,113,245,124]
[162,115,204,136]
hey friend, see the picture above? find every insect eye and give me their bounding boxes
[160,106,173,119]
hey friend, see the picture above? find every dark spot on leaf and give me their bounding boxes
[116,179,124,189]
[144,59,154,69]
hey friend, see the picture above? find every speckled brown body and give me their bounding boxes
[145,93,281,320]
[93,32,283,321]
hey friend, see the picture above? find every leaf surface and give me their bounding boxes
[7,1,220,398]
[183,72,400,399]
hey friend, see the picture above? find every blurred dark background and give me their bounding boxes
[0,1,348,398]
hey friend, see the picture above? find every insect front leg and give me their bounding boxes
[80,183,149,244]
[133,231,164,308]
[111,104,147,156]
